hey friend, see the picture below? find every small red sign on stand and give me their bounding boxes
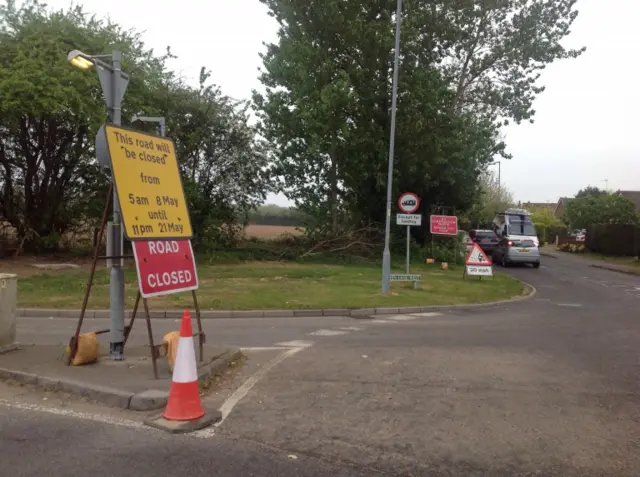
[430,215,458,235]
[132,240,199,298]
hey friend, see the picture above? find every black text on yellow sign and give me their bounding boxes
[103,124,192,239]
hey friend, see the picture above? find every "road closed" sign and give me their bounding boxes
[132,239,199,298]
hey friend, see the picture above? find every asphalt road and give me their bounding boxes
[2,253,639,476]
[0,405,373,477]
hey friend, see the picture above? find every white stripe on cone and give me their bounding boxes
[172,336,198,383]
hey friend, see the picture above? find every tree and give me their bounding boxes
[255,0,585,237]
[0,1,271,253]
[435,0,586,124]
[255,0,505,235]
[576,186,608,198]
[167,69,272,249]
[468,170,514,226]
[565,195,638,230]
[530,207,563,243]
[0,0,173,251]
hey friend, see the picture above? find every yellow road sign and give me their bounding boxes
[101,124,192,239]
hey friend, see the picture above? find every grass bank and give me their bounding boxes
[15,260,527,310]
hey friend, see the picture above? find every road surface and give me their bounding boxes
[2,253,639,476]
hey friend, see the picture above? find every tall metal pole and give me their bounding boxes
[109,50,125,360]
[497,161,501,197]
[381,0,403,294]
[405,226,410,274]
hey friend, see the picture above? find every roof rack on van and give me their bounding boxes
[503,208,531,216]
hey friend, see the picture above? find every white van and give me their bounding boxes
[491,208,541,268]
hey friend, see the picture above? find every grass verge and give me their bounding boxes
[16,260,526,310]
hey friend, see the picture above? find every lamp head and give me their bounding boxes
[67,50,94,70]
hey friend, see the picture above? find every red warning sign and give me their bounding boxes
[132,239,199,298]
[465,243,492,265]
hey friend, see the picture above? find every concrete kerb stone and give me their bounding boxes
[17,281,536,320]
[129,390,169,411]
[0,347,243,412]
[322,308,350,316]
[589,263,640,276]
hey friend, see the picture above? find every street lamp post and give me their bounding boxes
[381,0,403,295]
[68,49,129,360]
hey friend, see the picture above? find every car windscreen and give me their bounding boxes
[475,231,498,240]
[508,219,536,236]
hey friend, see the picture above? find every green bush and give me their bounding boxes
[426,235,465,265]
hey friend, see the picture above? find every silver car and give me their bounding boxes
[492,237,541,268]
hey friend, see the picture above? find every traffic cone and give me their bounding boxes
[162,310,205,421]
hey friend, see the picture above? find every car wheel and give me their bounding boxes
[532,262,540,269]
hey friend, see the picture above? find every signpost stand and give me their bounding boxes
[393,193,422,288]
[67,124,203,379]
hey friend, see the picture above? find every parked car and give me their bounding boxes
[492,237,541,268]
[469,229,500,255]
[571,229,586,242]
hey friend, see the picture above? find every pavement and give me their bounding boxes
[1,253,639,476]
[0,344,241,410]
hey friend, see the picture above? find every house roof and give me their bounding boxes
[553,197,571,216]
[521,202,556,212]
[615,190,640,211]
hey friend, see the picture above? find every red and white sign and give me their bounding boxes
[398,192,420,214]
[132,239,199,298]
[430,215,458,235]
[465,243,491,265]
[464,243,493,277]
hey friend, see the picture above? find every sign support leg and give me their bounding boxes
[67,185,113,365]
[192,290,205,362]
[142,298,159,379]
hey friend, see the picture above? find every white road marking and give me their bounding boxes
[275,340,314,348]
[339,326,364,331]
[557,303,583,307]
[386,315,417,321]
[211,347,305,430]
[370,320,393,324]
[308,329,348,336]
[240,347,288,352]
[0,399,179,435]
[412,312,443,318]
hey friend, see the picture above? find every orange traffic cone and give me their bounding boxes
[162,310,205,421]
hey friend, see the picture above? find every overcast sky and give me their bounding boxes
[44,0,639,206]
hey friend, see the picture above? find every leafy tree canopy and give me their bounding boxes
[565,194,638,230]
[255,0,584,236]
[0,0,269,252]
[576,186,608,198]
[467,170,514,227]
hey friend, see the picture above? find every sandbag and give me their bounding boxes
[65,332,99,366]
[163,331,180,372]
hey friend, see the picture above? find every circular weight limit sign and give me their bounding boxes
[398,192,420,214]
